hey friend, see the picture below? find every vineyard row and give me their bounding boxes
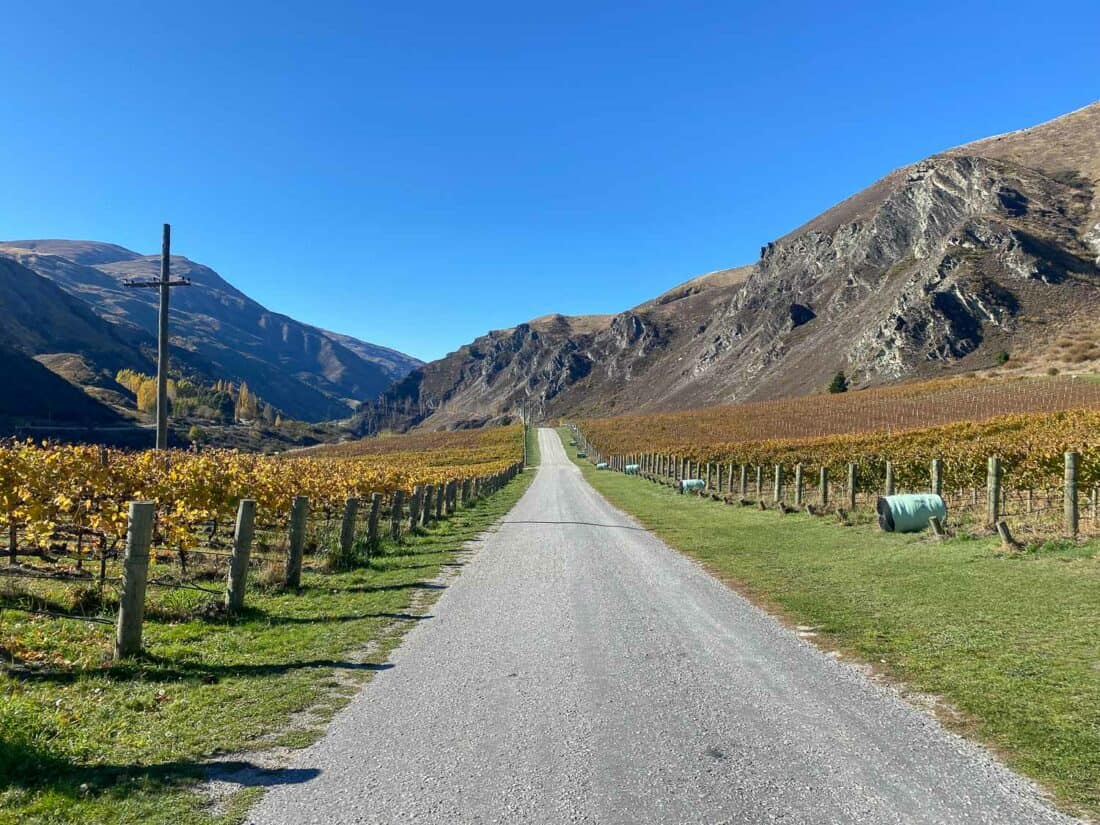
[569,416,1100,540]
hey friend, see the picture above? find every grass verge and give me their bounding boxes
[558,428,1100,820]
[524,425,540,469]
[1,469,535,825]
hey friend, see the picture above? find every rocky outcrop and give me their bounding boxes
[372,102,1100,431]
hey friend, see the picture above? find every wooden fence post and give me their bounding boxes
[794,464,804,507]
[739,464,748,497]
[367,492,382,550]
[225,498,256,613]
[409,485,423,531]
[339,497,359,558]
[115,501,154,658]
[884,461,895,496]
[390,489,405,540]
[285,495,309,589]
[820,466,829,507]
[931,458,943,497]
[435,484,444,520]
[1065,452,1079,538]
[421,485,434,527]
[847,463,857,510]
[773,465,783,504]
[986,456,1002,526]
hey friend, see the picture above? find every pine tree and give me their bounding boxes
[827,371,849,394]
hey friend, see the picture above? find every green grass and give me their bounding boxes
[558,427,1100,820]
[524,425,540,469]
[0,469,535,825]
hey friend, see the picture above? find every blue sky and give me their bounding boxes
[2,1,1097,362]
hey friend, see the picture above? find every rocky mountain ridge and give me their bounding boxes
[372,101,1100,431]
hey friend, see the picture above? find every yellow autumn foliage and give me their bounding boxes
[0,425,522,550]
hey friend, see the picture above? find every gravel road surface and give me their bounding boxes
[246,428,1076,824]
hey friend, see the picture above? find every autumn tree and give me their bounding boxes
[136,379,158,412]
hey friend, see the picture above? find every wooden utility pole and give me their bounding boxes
[123,224,190,449]
[156,225,171,449]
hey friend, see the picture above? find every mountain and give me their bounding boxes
[373,101,1100,430]
[0,255,150,372]
[0,343,122,426]
[0,241,422,421]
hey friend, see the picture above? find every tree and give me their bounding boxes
[235,382,258,421]
[827,371,849,394]
[136,379,158,412]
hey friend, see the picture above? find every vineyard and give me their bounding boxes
[576,383,1100,539]
[0,425,523,665]
[581,375,1100,447]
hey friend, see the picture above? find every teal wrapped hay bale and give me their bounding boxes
[596,462,609,470]
[679,479,706,494]
[577,451,587,458]
[624,464,640,475]
[877,494,947,533]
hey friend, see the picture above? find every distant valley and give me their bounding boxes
[5,103,1099,442]
[0,240,422,432]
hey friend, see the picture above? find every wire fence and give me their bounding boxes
[571,426,1100,543]
[0,464,523,656]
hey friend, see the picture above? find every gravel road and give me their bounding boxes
[246,428,1076,824]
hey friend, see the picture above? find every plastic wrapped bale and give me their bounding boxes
[596,462,609,470]
[624,464,640,475]
[876,494,947,533]
[679,479,706,495]
[577,451,587,458]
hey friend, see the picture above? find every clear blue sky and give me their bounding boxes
[2,1,1097,361]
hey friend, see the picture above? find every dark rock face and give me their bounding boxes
[789,304,816,328]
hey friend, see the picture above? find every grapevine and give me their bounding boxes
[0,425,523,554]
